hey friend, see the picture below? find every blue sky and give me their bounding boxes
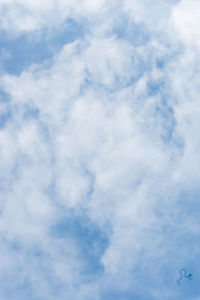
[0,0,200,299]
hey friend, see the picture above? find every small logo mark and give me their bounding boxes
[177,268,193,285]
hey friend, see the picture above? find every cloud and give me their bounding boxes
[0,0,107,34]
[0,0,200,299]
[171,0,200,49]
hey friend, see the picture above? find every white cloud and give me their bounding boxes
[0,0,108,34]
[172,0,200,49]
[1,0,200,299]
[0,36,180,298]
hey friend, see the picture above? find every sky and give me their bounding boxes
[0,0,200,299]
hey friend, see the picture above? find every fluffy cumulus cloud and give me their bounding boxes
[0,0,200,299]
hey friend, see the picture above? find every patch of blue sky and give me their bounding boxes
[51,213,109,280]
[154,192,200,297]
[2,263,51,300]
[1,237,62,299]
[0,18,86,75]
[0,89,11,128]
[176,268,199,300]
[112,15,150,47]
[22,104,40,120]
[156,58,165,69]
[84,169,95,198]
[0,110,11,128]
[0,247,29,300]
[145,74,177,144]
[0,88,10,102]
[147,78,166,97]
[175,188,200,225]
[157,265,196,300]
[157,101,176,143]
[3,275,34,300]
[100,290,155,300]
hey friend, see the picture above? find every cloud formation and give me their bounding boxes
[0,0,200,299]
